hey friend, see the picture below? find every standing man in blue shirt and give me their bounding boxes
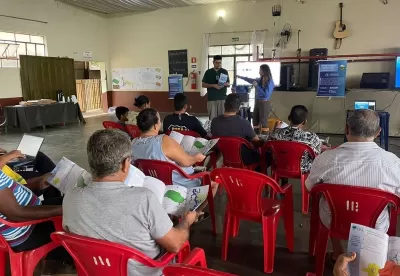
[237,64,275,134]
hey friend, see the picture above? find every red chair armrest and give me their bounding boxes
[155,252,177,265]
[182,248,207,267]
[0,215,62,228]
[186,171,210,180]
[156,240,191,265]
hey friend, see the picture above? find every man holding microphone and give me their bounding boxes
[202,55,230,120]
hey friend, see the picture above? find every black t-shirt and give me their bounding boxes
[211,115,259,165]
[210,115,256,141]
[163,113,208,138]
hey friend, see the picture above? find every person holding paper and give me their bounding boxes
[0,150,70,274]
[202,55,230,120]
[0,148,60,198]
[126,95,151,125]
[132,109,219,212]
[163,93,208,138]
[237,64,274,134]
[306,109,400,262]
[63,129,199,276]
[268,105,322,172]
[333,252,400,276]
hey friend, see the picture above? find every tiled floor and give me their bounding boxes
[2,114,400,276]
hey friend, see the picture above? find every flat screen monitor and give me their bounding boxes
[354,100,376,111]
[395,57,400,88]
[236,61,281,87]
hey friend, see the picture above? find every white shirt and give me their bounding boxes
[305,142,400,232]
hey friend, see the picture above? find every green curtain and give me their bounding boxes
[20,55,76,101]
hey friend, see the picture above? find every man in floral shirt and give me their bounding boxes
[268,105,321,172]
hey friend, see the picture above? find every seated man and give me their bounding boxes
[163,93,208,138]
[211,93,263,165]
[63,129,199,276]
[115,106,130,126]
[0,150,66,273]
[268,105,321,172]
[306,109,400,262]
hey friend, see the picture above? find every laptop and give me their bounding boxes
[8,135,44,166]
[354,100,376,111]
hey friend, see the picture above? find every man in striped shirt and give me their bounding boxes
[0,150,64,271]
[305,109,400,261]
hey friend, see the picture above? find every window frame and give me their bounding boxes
[0,31,47,68]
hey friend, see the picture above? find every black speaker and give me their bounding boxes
[360,73,390,89]
[308,48,328,89]
[280,64,294,91]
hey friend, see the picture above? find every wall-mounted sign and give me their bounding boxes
[232,37,240,42]
[83,51,93,59]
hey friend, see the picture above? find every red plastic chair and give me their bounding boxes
[166,130,217,170]
[51,231,193,276]
[126,124,140,139]
[262,141,316,214]
[135,159,217,236]
[309,184,400,276]
[210,168,294,273]
[0,216,62,276]
[163,248,238,275]
[214,136,260,170]
[102,121,127,132]
[164,264,238,276]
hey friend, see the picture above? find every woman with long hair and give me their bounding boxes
[237,64,275,134]
[126,95,150,125]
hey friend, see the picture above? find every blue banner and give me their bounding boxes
[168,75,184,99]
[317,60,347,97]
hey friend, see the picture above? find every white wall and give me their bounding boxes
[0,0,109,98]
[108,0,400,90]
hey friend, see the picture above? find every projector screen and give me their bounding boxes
[236,61,281,87]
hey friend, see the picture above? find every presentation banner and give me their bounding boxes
[168,75,184,99]
[317,60,347,97]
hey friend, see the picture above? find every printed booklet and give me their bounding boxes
[48,157,208,216]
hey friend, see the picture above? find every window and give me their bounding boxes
[208,44,264,108]
[0,31,46,68]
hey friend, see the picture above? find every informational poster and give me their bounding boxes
[317,60,347,97]
[112,68,162,91]
[168,75,184,99]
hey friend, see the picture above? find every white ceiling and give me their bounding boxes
[56,0,239,14]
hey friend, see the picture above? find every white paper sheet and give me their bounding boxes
[17,135,44,157]
[347,223,389,276]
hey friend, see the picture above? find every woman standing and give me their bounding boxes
[237,64,275,134]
